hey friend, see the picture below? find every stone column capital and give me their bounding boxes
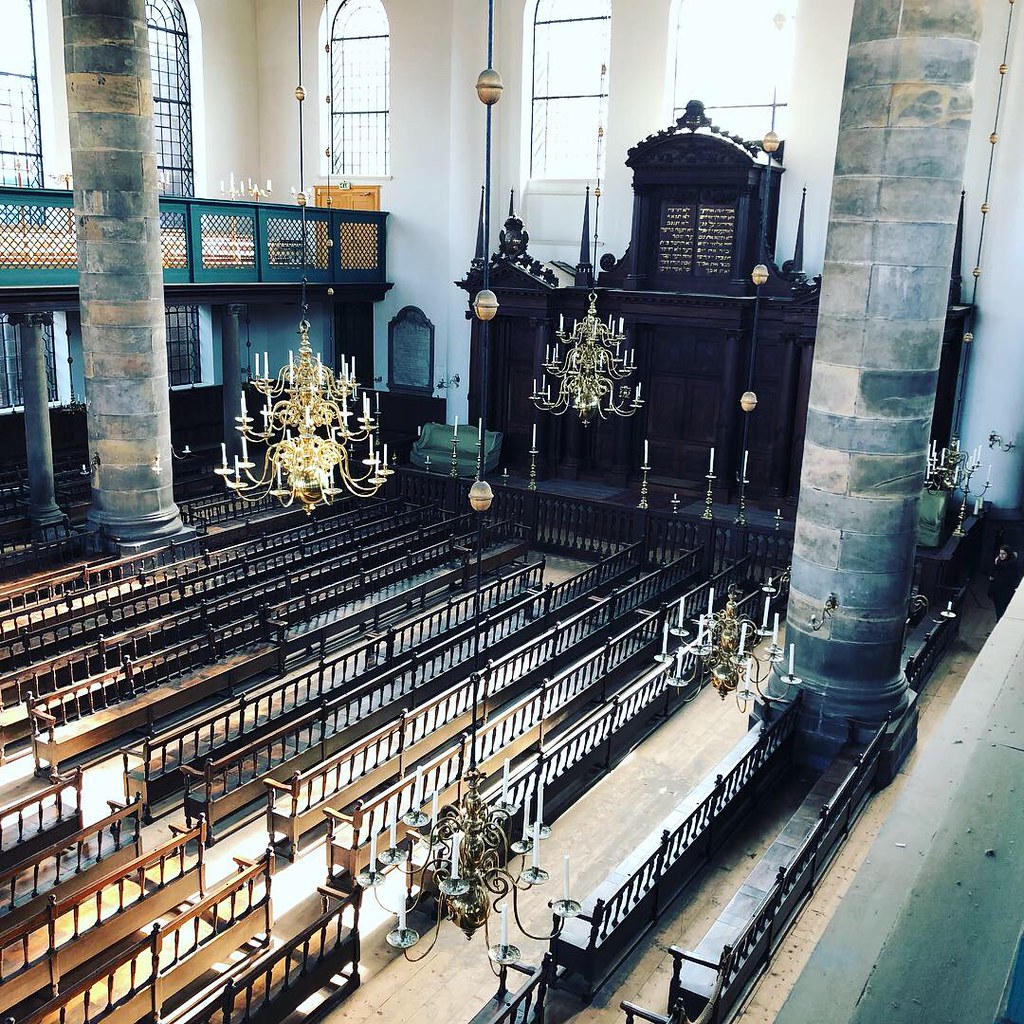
[26,312,54,328]
[226,303,247,318]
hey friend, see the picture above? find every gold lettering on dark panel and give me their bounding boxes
[657,203,695,274]
[694,204,736,275]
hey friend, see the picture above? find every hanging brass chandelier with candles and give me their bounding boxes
[358,742,580,963]
[215,323,390,512]
[667,577,800,710]
[530,291,643,424]
[215,0,390,513]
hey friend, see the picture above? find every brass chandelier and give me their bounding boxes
[216,322,390,512]
[531,291,643,424]
[216,0,388,513]
[670,578,800,710]
[358,736,580,964]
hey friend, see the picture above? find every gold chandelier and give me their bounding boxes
[215,321,390,512]
[670,579,799,709]
[531,291,643,424]
[358,726,580,963]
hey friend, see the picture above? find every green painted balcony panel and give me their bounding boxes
[0,187,388,288]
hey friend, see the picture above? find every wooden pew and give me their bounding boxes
[0,797,142,932]
[0,819,206,1013]
[25,513,477,772]
[322,608,663,883]
[0,770,83,869]
[8,850,272,1024]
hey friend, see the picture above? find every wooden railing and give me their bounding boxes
[905,583,966,693]
[0,768,83,861]
[467,956,552,1024]
[550,700,800,1000]
[625,716,891,1024]
[171,884,359,1024]
[10,851,273,1024]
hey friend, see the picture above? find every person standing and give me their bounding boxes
[988,544,1022,621]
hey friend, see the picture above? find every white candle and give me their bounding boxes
[662,619,669,654]
[453,415,458,436]
[363,393,370,420]
[940,448,946,467]
[709,447,715,474]
[399,898,407,932]
[739,622,747,656]
[947,600,953,612]
[502,759,510,802]
[263,351,269,376]
[431,790,439,823]
[635,381,642,402]
[478,418,483,443]
[383,443,389,466]
[220,179,225,192]
[531,818,541,869]
[675,647,683,676]
[762,595,770,629]
[240,390,247,418]
[288,350,294,373]
[241,435,249,464]
[522,789,532,839]
[450,832,462,880]
[788,643,795,676]
[536,777,545,827]
[220,442,227,468]
[618,316,624,334]
[533,378,537,397]
[696,615,705,647]
[532,423,537,448]
[500,904,509,946]
[707,587,715,616]
[563,854,571,901]
[546,345,551,363]
[986,464,992,484]
[559,313,564,332]
[233,454,240,480]
[413,766,423,807]
[369,830,377,869]
[772,613,779,645]
[745,660,752,686]
[974,497,982,515]
[389,815,397,850]
[253,353,260,378]
[677,596,685,628]
[742,449,749,480]
[644,439,649,464]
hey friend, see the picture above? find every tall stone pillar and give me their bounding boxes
[13,313,63,531]
[777,1,984,762]
[221,305,244,462]
[63,0,187,552]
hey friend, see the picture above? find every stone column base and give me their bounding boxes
[85,508,196,557]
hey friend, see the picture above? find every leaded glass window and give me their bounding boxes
[147,0,194,196]
[0,0,43,188]
[0,313,57,409]
[530,0,610,180]
[165,305,200,386]
[672,0,796,142]
[330,0,390,177]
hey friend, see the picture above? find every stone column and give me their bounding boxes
[777,1,984,762]
[14,313,63,531]
[63,0,188,552]
[221,305,245,462]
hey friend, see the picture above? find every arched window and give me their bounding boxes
[330,0,390,177]
[530,0,610,180]
[147,0,194,196]
[671,0,796,142]
[0,0,43,187]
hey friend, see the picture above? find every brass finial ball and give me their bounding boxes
[963,331,973,343]
[973,266,982,277]
[762,130,780,153]
[473,289,499,321]
[469,478,494,512]
[999,63,1009,74]
[740,391,758,413]
[751,263,769,286]
[476,68,504,105]
[295,85,306,102]
[296,191,307,207]
[327,287,335,296]
[990,132,999,144]
[981,202,990,213]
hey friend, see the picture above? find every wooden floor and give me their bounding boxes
[0,557,990,1024]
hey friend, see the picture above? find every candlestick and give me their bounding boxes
[638,453,651,510]
[702,470,716,520]
[671,492,680,515]
[528,439,539,492]
[450,427,460,478]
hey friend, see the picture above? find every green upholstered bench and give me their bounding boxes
[409,422,502,476]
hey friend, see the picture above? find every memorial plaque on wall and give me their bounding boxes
[695,204,736,275]
[388,306,434,395]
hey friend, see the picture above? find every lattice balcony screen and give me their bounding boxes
[160,209,188,269]
[0,204,77,269]
[338,221,378,271]
[199,213,255,269]
[266,217,330,269]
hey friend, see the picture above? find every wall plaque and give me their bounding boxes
[657,202,695,274]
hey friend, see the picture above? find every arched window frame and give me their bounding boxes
[528,0,611,181]
[0,0,44,188]
[669,0,796,142]
[323,0,391,179]
[146,0,195,197]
